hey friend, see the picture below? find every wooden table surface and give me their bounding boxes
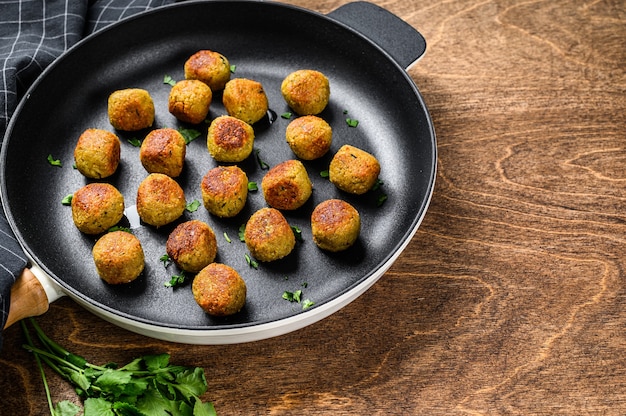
[2,0,625,414]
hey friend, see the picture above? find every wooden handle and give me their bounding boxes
[4,268,50,329]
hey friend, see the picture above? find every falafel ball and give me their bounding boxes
[280,69,330,115]
[222,78,269,124]
[92,231,145,284]
[139,128,187,177]
[108,88,155,131]
[136,173,186,227]
[261,159,312,210]
[201,165,248,218]
[329,144,381,195]
[166,220,217,273]
[192,263,246,316]
[184,50,231,91]
[168,79,213,124]
[206,115,255,162]
[311,199,360,252]
[73,128,121,179]
[244,207,295,262]
[71,183,125,235]
[285,115,332,160]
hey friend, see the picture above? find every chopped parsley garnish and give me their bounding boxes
[291,225,303,242]
[47,154,62,167]
[248,181,258,191]
[160,254,171,267]
[165,271,187,288]
[302,299,315,309]
[244,253,258,269]
[230,64,236,73]
[223,232,232,243]
[163,74,176,86]
[282,289,302,303]
[255,149,270,170]
[238,224,246,242]
[320,170,329,178]
[346,118,359,128]
[178,127,201,144]
[127,137,141,147]
[107,226,132,233]
[377,194,388,207]
[61,194,73,206]
[186,200,201,212]
[280,112,292,119]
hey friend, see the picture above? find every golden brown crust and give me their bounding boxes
[92,231,145,284]
[166,220,217,273]
[329,144,381,195]
[222,78,269,124]
[285,115,332,160]
[71,183,125,235]
[200,165,248,218]
[136,173,186,227]
[280,69,330,115]
[139,128,187,177]
[168,79,213,124]
[73,128,121,179]
[192,263,246,316]
[107,88,154,131]
[184,50,231,91]
[244,207,295,262]
[206,115,255,162]
[261,159,312,210]
[311,199,360,252]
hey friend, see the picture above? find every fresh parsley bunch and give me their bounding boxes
[22,318,216,416]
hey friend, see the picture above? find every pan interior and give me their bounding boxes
[1,1,435,330]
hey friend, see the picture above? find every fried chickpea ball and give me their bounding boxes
[168,79,213,124]
[222,78,269,124]
[329,144,381,195]
[184,50,231,92]
[92,231,145,284]
[261,159,312,210]
[166,220,217,273]
[108,88,155,131]
[281,69,330,115]
[71,183,124,235]
[311,199,360,252]
[139,128,186,177]
[192,263,246,316]
[244,207,295,262]
[136,173,186,227]
[201,165,248,218]
[73,128,121,179]
[206,115,255,162]
[285,115,332,160]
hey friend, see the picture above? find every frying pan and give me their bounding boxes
[1,0,436,344]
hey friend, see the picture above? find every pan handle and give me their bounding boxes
[4,265,64,328]
[327,1,427,70]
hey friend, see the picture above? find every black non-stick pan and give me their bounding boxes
[1,0,436,344]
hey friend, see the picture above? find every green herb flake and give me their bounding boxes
[47,154,62,167]
[230,64,236,73]
[248,181,258,191]
[223,232,232,243]
[163,74,176,86]
[320,170,329,178]
[346,118,359,128]
[291,225,303,242]
[282,289,302,303]
[244,253,259,269]
[302,299,315,309]
[280,112,292,119]
[61,194,73,206]
[127,137,142,147]
[255,149,270,170]
[186,200,201,212]
[160,254,171,267]
[107,226,132,233]
[377,194,388,207]
[238,224,246,242]
[165,271,187,288]
[178,127,201,144]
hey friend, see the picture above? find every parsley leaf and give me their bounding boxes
[47,154,62,167]
[255,149,270,170]
[346,118,359,128]
[178,127,201,144]
[163,74,176,86]
[186,200,201,212]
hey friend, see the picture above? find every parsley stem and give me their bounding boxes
[21,321,56,416]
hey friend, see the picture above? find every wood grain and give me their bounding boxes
[2,0,625,414]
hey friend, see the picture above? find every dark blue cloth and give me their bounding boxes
[0,0,176,350]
